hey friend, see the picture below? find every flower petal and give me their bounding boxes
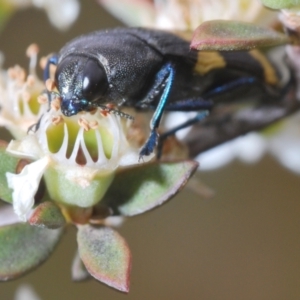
[71,251,90,282]
[6,135,43,160]
[14,284,41,300]
[33,0,80,30]
[6,156,50,221]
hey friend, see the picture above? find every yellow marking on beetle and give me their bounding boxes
[249,49,279,86]
[194,51,226,75]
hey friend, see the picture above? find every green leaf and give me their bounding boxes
[77,225,131,292]
[29,201,66,229]
[0,223,62,280]
[0,141,24,204]
[261,0,300,9]
[191,20,290,51]
[102,160,198,216]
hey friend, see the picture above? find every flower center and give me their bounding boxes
[45,116,114,164]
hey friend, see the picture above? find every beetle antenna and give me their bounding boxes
[96,104,134,121]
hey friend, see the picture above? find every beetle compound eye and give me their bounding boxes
[81,59,108,101]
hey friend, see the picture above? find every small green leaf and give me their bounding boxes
[191,20,290,51]
[102,160,198,216]
[77,225,131,292]
[0,141,24,204]
[29,201,66,229]
[262,0,300,9]
[0,223,62,280]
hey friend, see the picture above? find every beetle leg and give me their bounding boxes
[164,77,259,112]
[157,111,209,159]
[27,113,44,133]
[203,77,257,98]
[156,76,266,158]
[27,55,59,134]
[139,63,175,159]
[165,98,213,111]
[201,76,283,104]
[43,54,58,82]
[43,54,59,110]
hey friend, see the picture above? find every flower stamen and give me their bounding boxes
[89,120,99,130]
[78,117,90,131]
[39,56,47,70]
[37,94,48,104]
[52,115,64,125]
[0,45,48,138]
[26,44,39,74]
[89,108,98,115]
[26,74,36,87]
[21,91,31,102]
[45,78,56,92]
[51,97,61,111]
[26,44,39,57]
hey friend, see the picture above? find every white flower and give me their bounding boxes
[279,7,300,33]
[6,156,50,221]
[0,44,152,222]
[164,111,268,171]
[268,112,300,174]
[2,0,80,31]
[14,284,41,300]
[195,133,267,171]
[154,0,272,30]
[99,0,276,30]
[0,44,46,139]
[5,98,153,220]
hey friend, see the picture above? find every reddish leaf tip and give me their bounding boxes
[77,225,131,292]
[29,201,66,229]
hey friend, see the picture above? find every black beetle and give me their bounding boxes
[44,27,287,158]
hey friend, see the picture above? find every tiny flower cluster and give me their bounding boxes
[99,0,275,30]
[0,44,45,139]
[6,89,151,220]
[0,45,153,221]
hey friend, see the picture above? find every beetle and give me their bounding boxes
[44,27,287,159]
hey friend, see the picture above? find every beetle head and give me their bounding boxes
[55,55,108,116]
